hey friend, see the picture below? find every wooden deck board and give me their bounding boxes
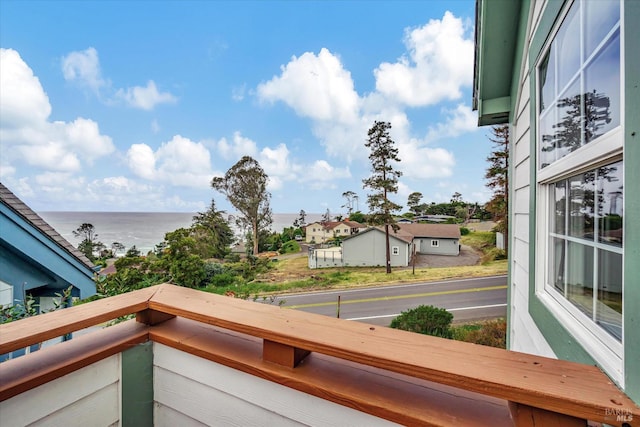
[148,284,639,424]
[150,317,513,427]
[0,286,157,355]
[0,320,148,401]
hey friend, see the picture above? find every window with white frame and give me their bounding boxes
[392,246,399,255]
[431,240,439,247]
[536,0,623,350]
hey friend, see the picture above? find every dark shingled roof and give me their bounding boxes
[0,182,95,270]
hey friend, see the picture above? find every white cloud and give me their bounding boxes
[398,138,455,180]
[126,135,214,187]
[217,131,258,160]
[0,48,115,173]
[231,84,246,101]
[424,103,478,142]
[115,80,177,110]
[257,48,359,124]
[374,11,474,106]
[61,47,106,93]
[62,48,177,110]
[0,48,51,127]
[299,160,351,190]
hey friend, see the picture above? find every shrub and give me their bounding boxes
[481,247,507,264]
[451,319,507,349]
[210,272,240,287]
[390,305,453,338]
[459,226,470,236]
[280,240,300,254]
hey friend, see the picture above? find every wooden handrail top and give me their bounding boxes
[0,286,158,355]
[1,283,638,425]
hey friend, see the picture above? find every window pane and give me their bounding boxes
[568,172,595,240]
[552,180,567,235]
[585,31,620,143]
[597,161,623,246]
[554,78,582,158]
[597,249,622,341]
[540,107,557,168]
[584,0,619,60]
[539,49,556,113]
[550,237,566,295]
[566,241,594,317]
[556,2,580,91]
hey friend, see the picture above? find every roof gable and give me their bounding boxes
[0,183,93,269]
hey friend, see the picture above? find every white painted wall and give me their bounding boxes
[0,355,121,426]
[153,343,400,427]
[508,0,555,358]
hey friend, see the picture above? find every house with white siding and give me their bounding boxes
[309,223,460,269]
[474,0,638,404]
[305,220,365,244]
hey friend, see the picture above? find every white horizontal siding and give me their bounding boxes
[153,343,400,427]
[0,355,120,426]
[155,403,208,427]
[30,383,120,427]
[512,187,529,214]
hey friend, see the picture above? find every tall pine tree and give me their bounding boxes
[485,125,509,252]
[363,121,402,273]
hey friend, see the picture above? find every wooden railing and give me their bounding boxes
[1,283,638,426]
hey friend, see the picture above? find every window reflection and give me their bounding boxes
[597,249,622,340]
[566,242,594,317]
[597,161,623,246]
[584,0,619,60]
[539,50,555,113]
[538,1,620,169]
[548,161,623,342]
[553,180,566,234]
[568,172,595,240]
[585,32,620,143]
[556,2,580,91]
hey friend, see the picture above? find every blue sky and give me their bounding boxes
[1,0,494,215]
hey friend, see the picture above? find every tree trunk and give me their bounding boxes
[385,223,391,274]
[252,221,259,255]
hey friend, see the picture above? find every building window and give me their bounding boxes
[392,246,399,255]
[536,0,623,361]
[0,280,13,307]
[431,240,439,247]
[548,161,623,341]
[538,0,620,170]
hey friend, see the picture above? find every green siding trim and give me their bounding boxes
[623,0,640,405]
[526,0,596,366]
[528,0,566,67]
[122,342,154,427]
[508,0,531,122]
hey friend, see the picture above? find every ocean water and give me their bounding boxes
[38,211,322,254]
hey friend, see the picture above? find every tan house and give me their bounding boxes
[305,220,365,244]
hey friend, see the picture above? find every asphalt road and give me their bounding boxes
[276,275,508,327]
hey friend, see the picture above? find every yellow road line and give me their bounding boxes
[285,285,507,309]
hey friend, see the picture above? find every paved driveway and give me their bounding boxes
[409,245,480,268]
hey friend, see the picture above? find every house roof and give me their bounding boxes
[0,183,94,270]
[343,223,461,245]
[395,223,461,240]
[344,227,413,244]
[307,220,364,230]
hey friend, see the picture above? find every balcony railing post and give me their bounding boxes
[263,339,310,368]
[136,309,175,326]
